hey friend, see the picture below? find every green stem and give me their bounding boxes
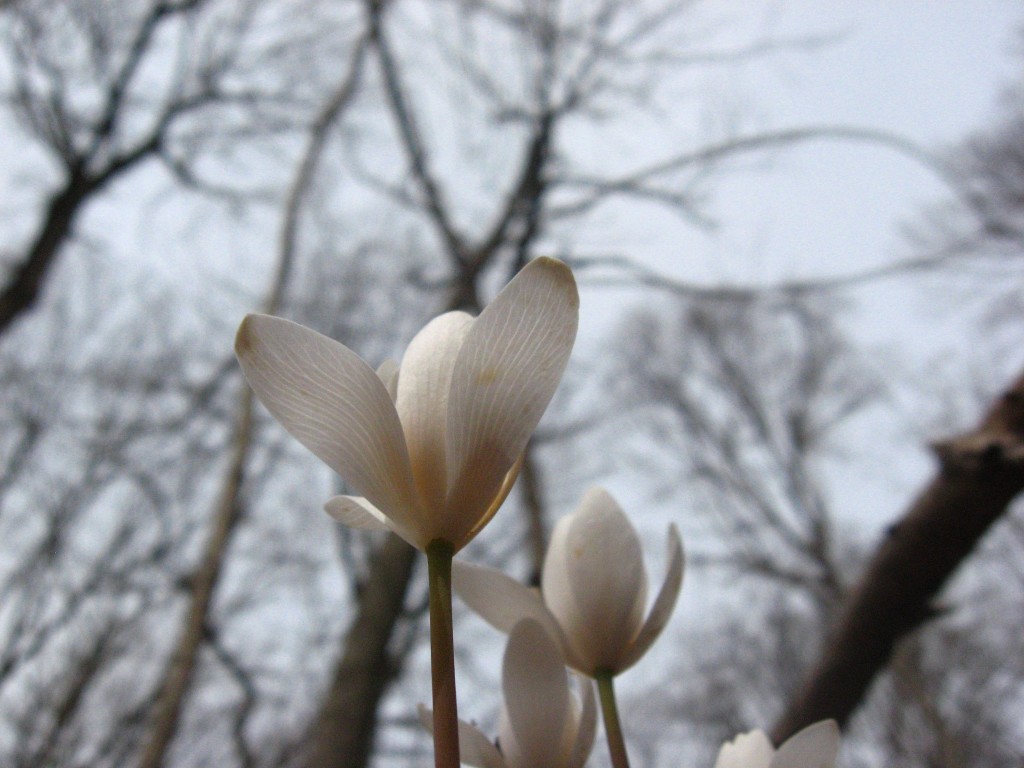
[427,540,460,768]
[596,670,630,768]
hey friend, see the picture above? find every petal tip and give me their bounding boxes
[234,314,256,357]
[541,257,580,308]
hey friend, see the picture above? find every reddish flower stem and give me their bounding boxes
[427,540,460,768]
[597,670,631,768]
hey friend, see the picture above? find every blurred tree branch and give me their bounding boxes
[773,366,1024,741]
[0,0,318,338]
[135,32,370,768]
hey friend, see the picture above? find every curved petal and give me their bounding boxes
[503,619,570,768]
[322,496,422,551]
[323,496,391,531]
[459,724,507,768]
[395,312,474,519]
[770,720,839,768]
[541,512,596,673]
[496,709,523,768]
[235,315,419,531]
[620,523,685,672]
[376,359,400,402]
[566,674,597,768]
[417,705,507,768]
[715,730,774,768]
[546,489,649,673]
[455,453,523,551]
[444,258,578,534]
[452,561,571,658]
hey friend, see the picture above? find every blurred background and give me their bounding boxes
[0,1,1022,765]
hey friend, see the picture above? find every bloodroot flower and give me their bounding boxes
[454,487,684,676]
[420,618,597,768]
[714,721,840,768]
[234,257,578,553]
[455,488,682,768]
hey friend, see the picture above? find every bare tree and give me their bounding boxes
[0,0,344,338]
[136,27,372,768]
[773,366,1024,743]
[3,2,1015,767]
[616,293,877,599]
[302,1,845,762]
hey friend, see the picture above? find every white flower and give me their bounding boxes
[235,257,578,552]
[420,618,596,768]
[714,721,840,768]
[454,487,684,676]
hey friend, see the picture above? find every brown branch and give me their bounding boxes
[0,170,96,337]
[134,41,368,768]
[772,367,1024,742]
[556,126,959,216]
[518,446,548,588]
[304,534,418,768]
[0,1,205,339]
[365,0,467,266]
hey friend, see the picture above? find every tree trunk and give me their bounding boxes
[305,535,417,768]
[135,45,368,768]
[0,173,94,337]
[772,368,1024,742]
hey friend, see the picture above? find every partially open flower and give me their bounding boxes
[454,487,684,676]
[420,618,596,768]
[234,257,578,552]
[714,721,840,768]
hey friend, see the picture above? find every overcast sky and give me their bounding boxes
[671,1,1021,282]
[582,0,1024,583]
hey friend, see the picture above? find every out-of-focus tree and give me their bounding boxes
[1,1,1019,767]
[773,367,1024,751]
[611,293,876,607]
[0,1,367,765]
[803,43,1024,766]
[595,292,876,741]
[905,39,1024,356]
[302,2,910,764]
[0,0,351,338]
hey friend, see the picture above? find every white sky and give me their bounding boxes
[579,0,1024,613]
[671,1,1021,283]
[566,2,1022,380]
[2,4,1021,762]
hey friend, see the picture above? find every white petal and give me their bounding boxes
[620,524,684,672]
[452,454,524,551]
[323,496,391,531]
[376,359,400,402]
[395,312,474,519]
[502,619,570,768]
[444,258,578,533]
[497,709,523,768]
[566,674,597,768]
[541,513,595,672]
[452,561,571,658]
[545,489,648,673]
[322,496,424,551]
[715,730,775,768]
[235,315,419,532]
[417,704,506,768]
[770,721,839,768]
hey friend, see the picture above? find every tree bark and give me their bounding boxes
[305,535,417,768]
[772,368,1024,743]
[303,8,562,765]
[0,172,95,337]
[135,44,368,768]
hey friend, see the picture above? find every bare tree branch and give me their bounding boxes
[305,534,417,768]
[135,37,369,768]
[773,366,1024,741]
